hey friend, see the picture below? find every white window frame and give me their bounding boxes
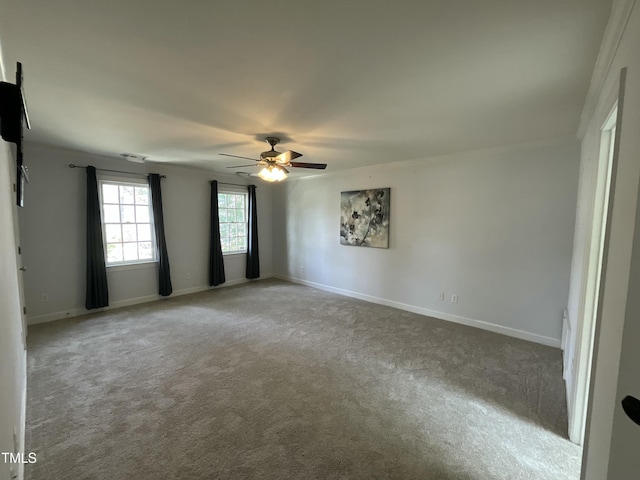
[218,188,248,255]
[98,176,158,267]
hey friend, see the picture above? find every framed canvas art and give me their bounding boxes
[340,188,390,248]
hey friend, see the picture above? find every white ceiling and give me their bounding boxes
[0,0,611,178]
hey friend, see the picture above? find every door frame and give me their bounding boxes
[568,101,618,443]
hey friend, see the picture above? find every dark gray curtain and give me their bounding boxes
[149,174,172,296]
[209,180,226,286]
[86,165,109,309]
[246,184,260,279]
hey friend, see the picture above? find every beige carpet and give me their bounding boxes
[25,279,581,479]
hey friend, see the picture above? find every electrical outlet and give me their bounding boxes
[438,292,445,301]
[40,293,48,302]
[186,272,191,280]
[451,294,458,303]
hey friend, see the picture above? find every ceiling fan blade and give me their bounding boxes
[277,165,289,174]
[226,164,260,168]
[275,150,303,163]
[219,153,259,161]
[289,161,327,170]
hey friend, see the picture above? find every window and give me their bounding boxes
[218,191,247,254]
[100,180,156,265]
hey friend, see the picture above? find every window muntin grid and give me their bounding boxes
[218,192,247,254]
[100,181,156,265]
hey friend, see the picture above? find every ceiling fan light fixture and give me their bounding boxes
[258,164,287,182]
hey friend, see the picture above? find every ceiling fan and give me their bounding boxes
[220,137,327,182]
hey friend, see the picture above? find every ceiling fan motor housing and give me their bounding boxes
[261,150,280,160]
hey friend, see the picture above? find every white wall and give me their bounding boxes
[18,143,273,323]
[576,1,640,477]
[0,32,27,479]
[273,139,579,346]
[0,144,28,479]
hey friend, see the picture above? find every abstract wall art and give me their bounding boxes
[340,188,390,248]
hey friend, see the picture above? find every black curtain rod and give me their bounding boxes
[216,181,253,188]
[68,164,167,178]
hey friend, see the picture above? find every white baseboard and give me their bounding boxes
[18,348,27,480]
[28,273,560,348]
[562,308,571,380]
[274,274,561,348]
[26,274,273,326]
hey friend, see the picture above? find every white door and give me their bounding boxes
[606,200,640,474]
[604,77,640,471]
[581,65,640,478]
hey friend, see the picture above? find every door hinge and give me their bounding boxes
[23,306,27,315]
[18,246,21,254]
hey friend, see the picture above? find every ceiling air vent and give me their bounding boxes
[120,153,146,163]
